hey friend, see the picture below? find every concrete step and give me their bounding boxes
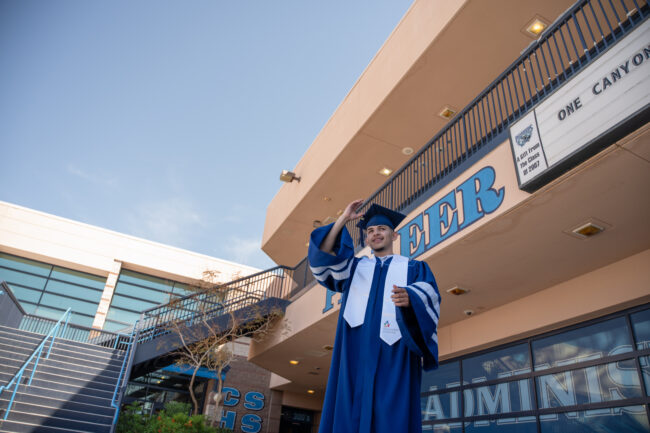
[0,392,115,417]
[0,355,120,382]
[0,343,124,372]
[0,369,118,393]
[0,410,111,432]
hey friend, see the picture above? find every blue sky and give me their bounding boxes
[0,0,413,269]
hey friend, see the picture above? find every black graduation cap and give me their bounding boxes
[356,203,406,242]
[356,204,406,247]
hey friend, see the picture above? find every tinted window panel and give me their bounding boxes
[465,379,534,417]
[9,285,42,304]
[39,293,97,316]
[640,356,650,397]
[536,360,642,409]
[0,253,51,276]
[0,268,47,290]
[464,417,537,433]
[44,280,102,303]
[463,343,531,382]
[114,281,169,304]
[103,320,132,333]
[119,270,174,292]
[539,406,649,433]
[422,391,461,422]
[630,308,650,350]
[107,307,141,325]
[532,317,632,370]
[110,294,158,312]
[422,422,462,432]
[422,361,460,392]
[50,267,106,290]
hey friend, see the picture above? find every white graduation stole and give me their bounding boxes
[342,255,408,345]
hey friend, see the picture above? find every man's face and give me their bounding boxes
[365,225,397,254]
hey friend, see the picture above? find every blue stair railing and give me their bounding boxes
[0,307,72,420]
[109,317,141,433]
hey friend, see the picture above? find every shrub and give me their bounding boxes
[116,401,231,433]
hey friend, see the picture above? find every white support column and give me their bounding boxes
[92,260,122,330]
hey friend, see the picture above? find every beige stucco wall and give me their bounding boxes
[438,248,650,359]
[0,201,259,283]
[262,0,469,249]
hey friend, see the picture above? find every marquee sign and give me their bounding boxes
[509,19,650,192]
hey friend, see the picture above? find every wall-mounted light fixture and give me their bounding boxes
[280,170,301,183]
[379,167,393,176]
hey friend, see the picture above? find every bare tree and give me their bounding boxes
[161,269,284,416]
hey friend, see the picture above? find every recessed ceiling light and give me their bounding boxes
[572,222,605,238]
[322,196,331,201]
[439,106,457,120]
[564,218,610,240]
[446,286,469,296]
[523,16,549,38]
[289,360,299,365]
[527,19,547,36]
[307,389,315,394]
[402,147,414,155]
[379,167,393,176]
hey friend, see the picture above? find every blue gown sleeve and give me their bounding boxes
[396,260,441,371]
[308,223,355,293]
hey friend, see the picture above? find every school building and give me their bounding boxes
[251,0,650,432]
[1,0,648,432]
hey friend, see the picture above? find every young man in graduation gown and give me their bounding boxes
[308,199,441,433]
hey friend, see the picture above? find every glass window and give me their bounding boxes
[422,361,460,392]
[44,280,102,303]
[539,406,649,433]
[119,270,174,292]
[532,317,633,370]
[536,360,642,409]
[39,293,98,316]
[422,391,462,422]
[9,285,43,304]
[422,422,462,432]
[630,308,650,350]
[103,320,132,333]
[19,302,37,314]
[33,304,68,320]
[114,281,170,304]
[640,356,650,397]
[50,267,106,290]
[0,253,51,276]
[109,294,158,312]
[465,379,534,417]
[463,343,531,383]
[464,417,537,433]
[0,268,47,291]
[107,307,141,325]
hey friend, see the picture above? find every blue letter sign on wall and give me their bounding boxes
[322,166,504,311]
[397,166,504,259]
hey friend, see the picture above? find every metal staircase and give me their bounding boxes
[0,325,125,433]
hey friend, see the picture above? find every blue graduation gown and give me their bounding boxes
[309,224,440,433]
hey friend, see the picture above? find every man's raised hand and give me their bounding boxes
[340,199,364,224]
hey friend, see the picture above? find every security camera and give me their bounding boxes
[463,309,474,316]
